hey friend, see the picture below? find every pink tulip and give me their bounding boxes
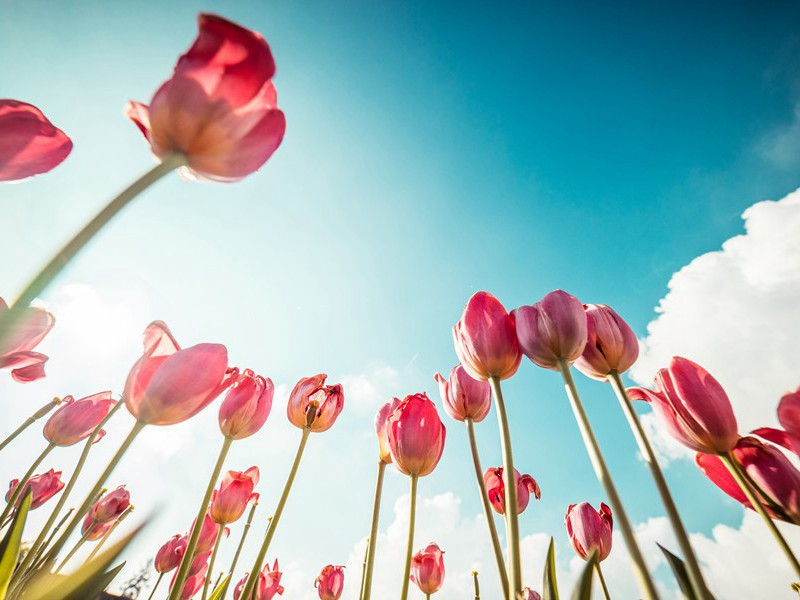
[0,100,72,181]
[89,485,130,523]
[190,512,230,554]
[81,513,114,541]
[315,564,345,600]
[375,397,402,463]
[483,467,541,515]
[512,290,587,370]
[522,588,542,600]
[435,365,491,422]
[156,534,188,573]
[171,551,210,599]
[234,559,284,600]
[452,291,521,381]
[5,469,64,509]
[410,543,445,595]
[627,356,739,454]
[286,374,344,432]
[219,369,274,439]
[210,466,259,524]
[574,304,639,379]
[124,321,238,426]
[126,14,285,182]
[753,388,800,459]
[43,391,116,446]
[386,393,446,477]
[0,297,55,382]
[565,502,613,562]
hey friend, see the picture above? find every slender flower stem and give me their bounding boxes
[169,436,234,600]
[472,570,480,600]
[608,371,711,600]
[557,360,659,600]
[148,573,164,600]
[239,428,311,600]
[1,442,55,524]
[721,453,800,579]
[55,521,96,572]
[86,505,134,563]
[362,460,387,600]
[595,562,611,600]
[399,475,418,600]
[202,523,226,600]
[465,417,508,598]
[488,376,522,598]
[359,535,370,600]
[222,505,260,599]
[0,397,61,454]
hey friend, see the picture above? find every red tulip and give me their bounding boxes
[0,297,55,382]
[315,564,345,600]
[522,588,542,600]
[0,99,72,182]
[410,543,445,595]
[219,369,274,439]
[512,290,587,370]
[574,304,639,379]
[210,466,259,524]
[234,559,284,600]
[190,512,230,554]
[89,485,130,523]
[171,551,210,600]
[5,469,64,509]
[627,356,739,454]
[156,534,188,573]
[43,391,116,446]
[565,502,613,562]
[753,388,800,459]
[286,374,344,432]
[81,513,114,541]
[386,393,446,477]
[483,467,541,515]
[124,321,238,426]
[435,365,491,422]
[375,397,402,463]
[126,14,285,182]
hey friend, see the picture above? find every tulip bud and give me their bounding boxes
[410,543,445,595]
[435,365,491,423]
[234,559,284,600]
[315,564,345,600]
[512,290,587,370]
[522,588,542,600]
[0,297,55,382]
[386,393,446,477]
[375,398,402,463]
[287,374,344,433]
[43,391,116,446]
[155,534,188,573]
[89,485,130,523]
[219,370,275,439]
[81,513,114,541]
[483,467,540,515]
[6,469,64,509]
[565,502,613,562]
[210,467,259,524]
[574,304,639,380]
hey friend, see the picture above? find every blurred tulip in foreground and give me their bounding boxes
[219,369,274,439]
[435,365,491,422]
[234,559,284,600]
[210,466,259,524]
[0,298,55,382]
[43,392,116,446]
[484,467,541,515]
[315,564,345,600]
[5,469,64,509]
[287,374,344,432]
[386,393,446,477]
[522,588,542,600]
[574,304,639,379]
[565,502,613,562]
[410,543,445,595]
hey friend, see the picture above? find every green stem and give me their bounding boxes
[595,562,611,600]
[557,360,659,600]
[359,535,370,600]
[472,571,480,600]
[221,503,259,599]
[1,442,55,524]
[399,475,418,600]
[239,428,311,600]
[608,371,711,600]
[488,376,522,598]
[169,436,233,600]
[362,460,387,600]
[55,522,95,572]
[86,505,133,563]
[0,397,61,454]
[465,417,508,598]
[148,573,164,600]
[202,523,226,600]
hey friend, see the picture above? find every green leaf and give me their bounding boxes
[658,543,705,600]
[0,490,32,599]
[207,575,230,600]
[542,536,559,600]
[570,551,596,600]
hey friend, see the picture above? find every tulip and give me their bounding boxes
[81,513,113,541]
[627,356,738,454]
[89,485,130,523]
[190,512,229,554]
[124,321,238,426]
[286,374,345,432]
[315,564,345,600]
[753,388,800,459]
[483,467,541,515]
[42,392,116,447]
[219,369,274,439]
[126,14,285,182]
[574,304,639,379]
[410,543,445,595]
[0,297,55,382]
[375,398,402,464]
[171,551,210,600]
[386,393,446,478]
[452,291,521,381]
[5,469,63,509]
[434,365,491,422]
[512,290,587,370]
[210,467,259,524]
[234,559,284,600]
[522,588,542,600]
[565,502,613,562]
[0,99,72,182]
[156,535,188,573]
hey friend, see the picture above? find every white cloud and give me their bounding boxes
[339,365,400,414]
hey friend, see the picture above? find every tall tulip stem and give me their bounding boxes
[202,523,226,600]
[362,460,386,600]
[488,376,522,598]
[557,360,659,600]
[399,475,418,600]
[86,505,133,563]
[472,570,480,600]
[0,397,61,454]
[147,573,164,600]
[359,535,370,600]
[0,441,55,524]
[222,503,259,600]
[465,417,508,597]
[608,371,711,599]
[595,562,611,600]
[55,522,96,572]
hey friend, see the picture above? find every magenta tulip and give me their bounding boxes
[565,502,613,562]
[410,543,445,595]
[156,534,188,574]
[5,469,64,509]
[522,588,542,600]
[0,297,55,382]
[210,467,259,524]
[375,397,402,463]
[219,369,274,439]
[574,304,639,379]
[43,391,116,446]
[286,374,344,432]
[234,559,284,600]
[435,365,491,422]
[753,388,800,459]
[315,564,345,600]
[483,467,541,515]
[386,393,446,477]
[89,485,131,523]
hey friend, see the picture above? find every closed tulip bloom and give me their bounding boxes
[0,298,55,382]
[522,588,542,600]
[565,502,613,562]
[287,374,344,432]
[190,512,230,554]
[452,291,521,381]
[81,513,114,541]
[375,397,402,463]
[156,534,188,573]
[234,559,284,600]
[43,391,116,446]
[0,99,72,182]
[126,14,285,182]
[435,365,491,422]
[315,564,345,600]
[5,469,64,509]
[574,304,639,379]
[89,485,131,523]
[171,551,210,600]
[627,356,739,454]
[219,369,274,439]
[210,466,259,524]
[483,467,541,515]
[124,321,238,426]
[386,393,446,477]
[410,543,445,595]
[512,290,588,370]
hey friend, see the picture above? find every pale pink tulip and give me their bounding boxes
[435,365,491,422]
[0,100,72,181]
[375,397,402,463]
[522,588,542,600]
[574,304,639,379]
[156,534,188,573]
[483,467,541,515]
[410,543,445,595]
[43,391,116,446]
[386,393,446,477]
[234,559,284,600]
[89,485,130,523]
[0,297,55,382]
[5,469,64,509]
[210,466,259,524]
[565,502,613,562]
[315,564,345,600]
[286,374,344,432]
[219,369,274,439]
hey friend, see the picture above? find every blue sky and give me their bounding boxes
[3,1,800,597]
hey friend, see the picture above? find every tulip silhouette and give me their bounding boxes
[410,543,445,597]
[315,564,345,600]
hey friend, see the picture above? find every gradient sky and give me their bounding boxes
[2,0,800,597]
